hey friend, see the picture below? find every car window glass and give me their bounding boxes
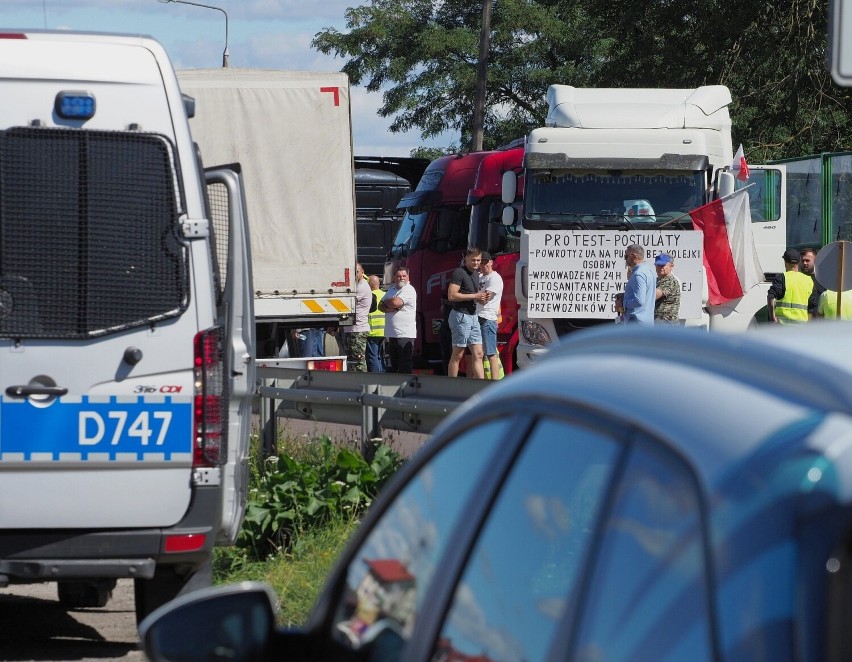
[573,439,711,662]
[432,418,621,662]
[332,418,511,661]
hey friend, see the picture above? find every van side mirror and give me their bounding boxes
[501,171,517,204]
[181,93,196,119]
[717,170,735,199]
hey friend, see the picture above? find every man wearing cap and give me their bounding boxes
[621,244,656,325]
[654,253,681,324]
[476,251,504,380]
[768,248,814,324]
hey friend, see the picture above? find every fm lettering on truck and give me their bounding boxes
[426,269,454,295]
[0,395,192,462]
[527,231,705,320]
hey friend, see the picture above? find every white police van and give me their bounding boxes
[0,31,255,624]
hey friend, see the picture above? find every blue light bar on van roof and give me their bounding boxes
[55,91,96,120]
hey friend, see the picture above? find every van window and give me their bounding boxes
[205,180,229,305]
[0,128,189,338]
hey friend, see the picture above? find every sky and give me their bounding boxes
[0,0,456,156]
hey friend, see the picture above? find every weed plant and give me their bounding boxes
[214,430,405,624]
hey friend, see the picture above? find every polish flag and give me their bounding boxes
[689,188,763,305]
[733,144,750,181]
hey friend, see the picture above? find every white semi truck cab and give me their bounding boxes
[508,85,786,367]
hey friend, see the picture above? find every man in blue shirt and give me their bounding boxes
[622,244,656,325]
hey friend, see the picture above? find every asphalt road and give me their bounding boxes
[0,579,144,661]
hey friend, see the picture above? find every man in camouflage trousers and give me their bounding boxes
[344,263,373,371]
[654,253,681,324]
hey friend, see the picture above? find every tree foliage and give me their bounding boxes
[410,145,456,160]
[312,0,852,159]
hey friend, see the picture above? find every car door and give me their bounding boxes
[425,415,623,662]
[315,407,628,662]
[425,417,713,662]
[317,400,714,662]
[204,165,256,545]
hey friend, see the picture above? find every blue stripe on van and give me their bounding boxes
[0,395,192,462]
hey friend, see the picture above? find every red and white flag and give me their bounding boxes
[732,144,750,181]
[689,188,763,305]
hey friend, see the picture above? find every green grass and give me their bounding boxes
[212,428,405,626]
[215,515,358,626]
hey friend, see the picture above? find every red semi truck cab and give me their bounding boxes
[385,152,492,373]
[466,146,525,375]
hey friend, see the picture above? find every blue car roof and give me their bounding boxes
[462,322,852,505]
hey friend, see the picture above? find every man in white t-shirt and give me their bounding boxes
[378,266,417,373]
[476,252,504,380]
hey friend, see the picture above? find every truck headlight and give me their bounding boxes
[520,320,551,346]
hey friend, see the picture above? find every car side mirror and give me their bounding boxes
[139,582,277,662]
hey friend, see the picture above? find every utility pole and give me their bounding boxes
[156,0,230,67]
[471,0,493,151]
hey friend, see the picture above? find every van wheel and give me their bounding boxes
[134,560,212,626]
[57,579,116,609]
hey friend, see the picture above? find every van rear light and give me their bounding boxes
[308,358,345,371]
[193,327,228,467]
[164,533,207,553]
[0,33,27,39]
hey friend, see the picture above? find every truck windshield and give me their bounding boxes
[389,209,429,257]
[525,170,705,228]
[469,200,521,256]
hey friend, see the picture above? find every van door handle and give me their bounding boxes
[5,385,68,398]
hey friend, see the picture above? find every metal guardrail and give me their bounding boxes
[255,366,493,456]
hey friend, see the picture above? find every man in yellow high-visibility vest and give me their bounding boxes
[768,249,813,324]
[366,275,385,372]
[818,289,852,320]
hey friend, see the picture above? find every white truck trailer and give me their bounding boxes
[0,31,255,624]
[176,69,358,358]
[508,85,787,367]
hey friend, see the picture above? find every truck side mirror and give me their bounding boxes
[717,170,735,199]
[501,206,515,226]
[501,171,517,204]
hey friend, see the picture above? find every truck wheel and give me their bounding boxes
[134,560,212,626]
[57,579,116,609]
